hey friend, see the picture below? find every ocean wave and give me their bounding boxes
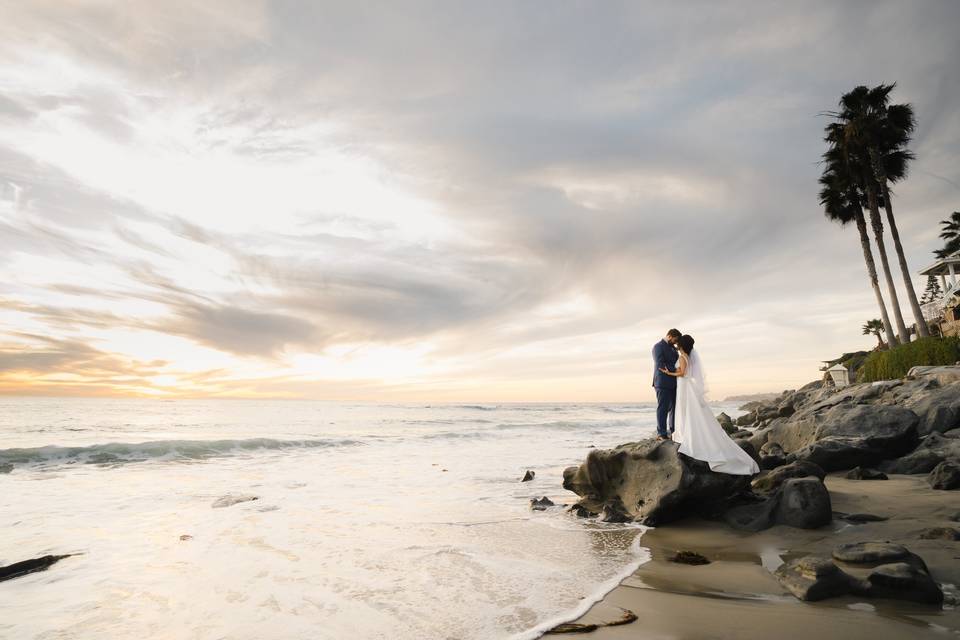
[0,437,363,469]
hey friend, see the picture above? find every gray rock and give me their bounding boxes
[774,556,857,601]
[0,463,12,474]
[211,493,260,508]
[879,448,946,475]
[752,460,826,494]
[521,470,535,482]
[908,365,960,386]
[759,442,787,470]
[775,477,832,529]
[918,526,960,540]
[768,403,919,471]
[832,541,911,565]
[904,382,960,436]
[928,460,960,490]
[716,412,735,434]
[730,429,753,439]
[562,440,751,526]
[865,562,943,605]
[530,496,555,511]
[778,403,796,418]
[845,466,888,480]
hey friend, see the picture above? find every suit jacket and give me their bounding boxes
[652,339,678,389]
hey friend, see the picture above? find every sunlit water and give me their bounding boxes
[0,398,740,639]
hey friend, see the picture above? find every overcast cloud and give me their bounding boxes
[0,1,958,400]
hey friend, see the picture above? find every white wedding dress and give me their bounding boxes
[674,350,759,476]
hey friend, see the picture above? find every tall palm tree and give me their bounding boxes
[862,319,886,349]
[936,211,960,258]
[818,150,898,348]
[826,89,910,343]
[859,84,930,337]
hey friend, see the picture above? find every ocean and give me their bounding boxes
[0,398,741,639]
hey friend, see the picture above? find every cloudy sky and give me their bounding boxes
[0,1,958,401]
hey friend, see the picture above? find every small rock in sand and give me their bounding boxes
[846,466,888,480]
[179,534,193,541]
[839,513,889,524]
[928,460,960,490]
[670,551,710,565]
[211,493,260,509]
[530,497,556,511]
[521,470,535,482]
[918,526,960,540]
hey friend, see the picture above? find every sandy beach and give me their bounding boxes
[562,473,960,638]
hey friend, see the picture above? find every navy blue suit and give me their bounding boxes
[652,339,677,437]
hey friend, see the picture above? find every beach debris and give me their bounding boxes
[670,550,710,565]
[918,526,960,540]
[211,493,260,508]
[845,466,888,480]
[546,606,637,634]
[530,497,555,511]
[179,534,193,541]
[521,470,535,482]
[0,463,13,474]
[0,554,76,583]
[928,460,960,490]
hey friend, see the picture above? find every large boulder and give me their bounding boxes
[562,440,752,526]
[752,460,826,494]
[726,475,831,531]
[880,431,960,475]
[774,556,858,601]
[772,403,919,472]
[908,365,960,386]
[903,382,960,436]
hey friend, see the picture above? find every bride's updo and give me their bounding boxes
[678,334,695,354]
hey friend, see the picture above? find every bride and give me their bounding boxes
[659,334,759,476]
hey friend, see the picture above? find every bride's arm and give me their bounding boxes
[659,354,687,377]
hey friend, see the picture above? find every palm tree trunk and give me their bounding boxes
[855,209,898,348]
[879,180,930,337]
[864,181,910,343]
[873,332,884,349]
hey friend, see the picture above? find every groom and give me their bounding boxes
[652,329,682,440]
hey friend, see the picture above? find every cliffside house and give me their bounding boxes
[919,250,960,337]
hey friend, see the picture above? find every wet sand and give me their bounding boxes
[561,474,960,639]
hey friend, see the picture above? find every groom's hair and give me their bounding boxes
[666,329,682,339]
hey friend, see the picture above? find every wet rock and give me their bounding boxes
[0,554,75,582]
[918,526,960,540]
[0,463,12,474]
[211,493,260,508]
[864,562,943,605]
[716,412,735,434]
[928,461,960,490]
[562,440,751,526]
[521,470,535,482]
[774,556,857,601]
[752,460,826,494]
[530,496,556,511]
[832,541,911,565]
[845,466,888,480]
[775,478,832,529]
[670,550,710,565]
[569,505,593,518]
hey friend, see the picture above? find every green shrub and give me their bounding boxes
[858,337,960,382]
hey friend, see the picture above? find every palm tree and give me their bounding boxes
[936,211,960,258]
[826,88,910,343]
[862,319,886,349]
[818,149,898,348]
[859,84,930,337]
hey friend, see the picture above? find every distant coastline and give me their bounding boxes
[721,392,780,403]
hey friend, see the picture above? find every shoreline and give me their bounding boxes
[555,473,959,638]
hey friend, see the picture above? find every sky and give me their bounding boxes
[0,1,958,401]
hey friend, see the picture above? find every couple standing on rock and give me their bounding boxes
[653,329,759,476]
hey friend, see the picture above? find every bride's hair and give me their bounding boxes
[678,334,695,354]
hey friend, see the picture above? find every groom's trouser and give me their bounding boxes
[655,386,676,437]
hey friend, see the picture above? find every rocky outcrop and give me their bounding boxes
[908,365,960,386]
[752,460,825,494]
[902,382,960,436]
[880,431,960,474]
[776,543,942,605]
[562,440,751,526]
